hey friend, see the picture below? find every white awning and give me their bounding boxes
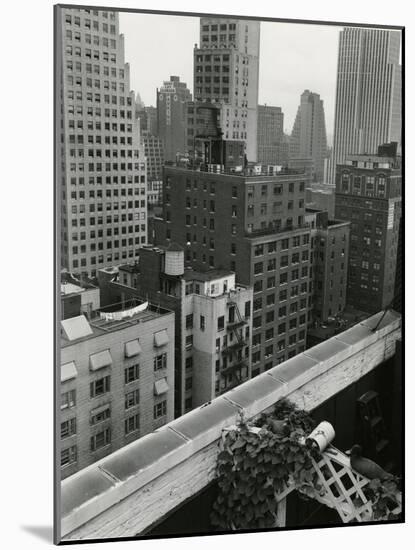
[61,361,77,383]
[89,349,112,371]
[61,315,93,341]
[154,329,169,347]
[125,339,142,358]
[154,377,169,396]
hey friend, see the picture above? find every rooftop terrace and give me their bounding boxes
[61,299,172,347]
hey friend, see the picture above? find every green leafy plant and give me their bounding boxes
[210,400,321,530]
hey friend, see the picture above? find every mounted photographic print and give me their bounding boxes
[54,3,404,544]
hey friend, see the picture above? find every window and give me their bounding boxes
[245,301,251,317]
[61,445,77,468]
[154,400,167,419]
[125,389,140,409]
[154,353,167,371]
[61,418,76,439]
[217,316,225,331]
[124,364,139,383]
[90,405,111,425]
[186,335,193,349]
[61,389,76,410]
[90,376,110,397]
[90,428,111,451]
[185,377,193,391]
[125,413,140,435]
[185,314,193,329]
[254,262,263,275]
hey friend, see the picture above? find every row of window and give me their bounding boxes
[65,45,117,63]
[253,279,309,295]
[253,297,308,315]
[66,30,116,46]
[248,181,305,198]
[68,188,145,200]
[254,235,310,256]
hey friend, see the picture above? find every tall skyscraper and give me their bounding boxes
[58,8,148,277]
[290,90,328,182]
[257,105,285,166]
[193,18,260,162]
[335,145,402,314]
[330,28,401,183]
[156,76,192,162]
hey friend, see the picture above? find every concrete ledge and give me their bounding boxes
[61,310,401,540]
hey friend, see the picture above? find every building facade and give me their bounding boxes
[154,165,313,376]
[330,28,401,183]
[335,150,402,313]
[97,246,253,418]
[142,133,164,205]
[193,18,260,162]
[156,76,192,162]
[60,299,175,479]
[306,209,350,323]
[256,105,285,166]
[290,90,328,182]
[58,7,148,277]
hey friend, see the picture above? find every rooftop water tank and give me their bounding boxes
[164,242,184,276]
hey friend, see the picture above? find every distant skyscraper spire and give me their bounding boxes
[290,90,328,182]
[330,28,401,183]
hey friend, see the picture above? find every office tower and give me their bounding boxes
[58,7,148,277]
[98,247,253,417]
[142,134,164,206]
[290,90,328,182]
[193,18,260,162]
[154,159,312,376]
[305,209,350,323]
[335,145,402,314]
[134,91,145,116]
[136,105,158,136]
[156,76,192,162]
[330,28,402,183]
[256,105,285,166]
[60,290,175,479]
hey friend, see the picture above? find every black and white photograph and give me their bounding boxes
[53,2,404,544]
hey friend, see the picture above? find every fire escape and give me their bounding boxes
[219,298,249,391]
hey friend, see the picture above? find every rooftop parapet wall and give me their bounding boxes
[60,310,401,541]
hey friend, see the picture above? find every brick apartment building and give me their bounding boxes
[335,146,402,314]
[98,245,253,417]
[59,298,174,479]
[305,209,350,323]
[154,164,313,376]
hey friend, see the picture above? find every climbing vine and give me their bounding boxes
[210,399,402,529]
[210,400,322,530]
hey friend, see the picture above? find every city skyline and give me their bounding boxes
[119,13,341,140]
[55,6,403,542]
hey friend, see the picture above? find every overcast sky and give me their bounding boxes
[119,13,341,141]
